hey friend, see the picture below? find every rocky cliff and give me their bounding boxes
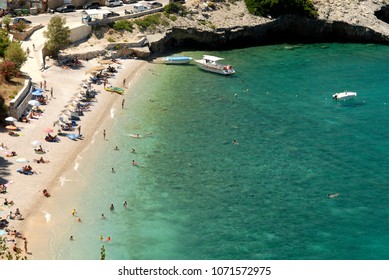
[147,0,389,53]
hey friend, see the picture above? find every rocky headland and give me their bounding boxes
[65,0,389,58]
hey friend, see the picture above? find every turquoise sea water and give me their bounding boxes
[52,43,389,260]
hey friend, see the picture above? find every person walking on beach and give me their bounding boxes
[43,80,47,90]
[24,239,28,254]
[72,209,76,216]
[122,99,125,109]
[122,78,126,87]
[78,125,81,135]
[103,130,106,140]
[50,87,53,98]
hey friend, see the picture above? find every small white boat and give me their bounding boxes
[194,55,235,75]
[162,56,193,64]
[332,91,357,100]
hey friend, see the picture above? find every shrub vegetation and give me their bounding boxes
[113,20,134,32]
[244,0,317,19]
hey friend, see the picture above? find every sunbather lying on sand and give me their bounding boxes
[34,157,49,164]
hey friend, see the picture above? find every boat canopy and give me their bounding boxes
[202,55,224,61]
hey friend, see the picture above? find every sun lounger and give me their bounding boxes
[16,169,34,175]
[67,134,81,141]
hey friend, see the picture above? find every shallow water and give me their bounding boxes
[45,43,389,260]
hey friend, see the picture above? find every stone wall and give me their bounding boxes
[11,24,44,41]
[87,7,163,27]
[7,79,32,120]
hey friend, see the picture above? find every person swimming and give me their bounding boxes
[327,193,340,198]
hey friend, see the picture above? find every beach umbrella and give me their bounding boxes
[15,158,29,163]
[5,116,17,122]
[5,125,17,130]
[31,140,42,146]
[43,128,54,133]
[31,89,43,96]
[28,100,41,106]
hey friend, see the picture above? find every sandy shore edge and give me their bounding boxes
[1,55,148,259]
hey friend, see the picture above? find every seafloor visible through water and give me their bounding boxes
[45,43,389,259]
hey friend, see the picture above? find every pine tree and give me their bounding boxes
[43,15,71,58]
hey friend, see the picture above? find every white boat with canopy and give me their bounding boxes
[194,55,235,75]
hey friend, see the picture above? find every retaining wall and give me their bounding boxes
[7,79,33,119]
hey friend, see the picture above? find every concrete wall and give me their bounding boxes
[87,7,163,26]
[7,79,33,119]
[68,23,92,43]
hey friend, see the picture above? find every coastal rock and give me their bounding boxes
[148,0,389,53]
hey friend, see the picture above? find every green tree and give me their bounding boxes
[43,15,70,58]
[244,0,317,19]
[5,41,28,70]
[0,29,11,57]
[163,2,186,15]
[2,15,12,32]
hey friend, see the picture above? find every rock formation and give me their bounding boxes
[148,0,389,53]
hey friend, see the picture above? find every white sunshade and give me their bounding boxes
[202,55,224,61]
[84,9,112,16]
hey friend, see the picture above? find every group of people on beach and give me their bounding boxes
[0,79,55,257]
[1,56,135,258]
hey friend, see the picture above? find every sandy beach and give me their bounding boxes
[0,44,148,258]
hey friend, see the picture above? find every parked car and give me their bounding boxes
[169,0,185,3]
[105,0,123,7]
[122,0,137,3]
[132,3,148,12]
[147,1,162,8]
[13,17,32,24]
[106,11,120,17]
[83,1,101,9]
[56,4,76,13]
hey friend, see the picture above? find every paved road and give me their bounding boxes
[18,0,169,26]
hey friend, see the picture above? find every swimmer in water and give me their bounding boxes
[327,193,340,198]
[123,201,128,208]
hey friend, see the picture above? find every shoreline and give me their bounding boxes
[1,55,148,259]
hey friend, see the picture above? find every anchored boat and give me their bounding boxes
[332,91,357,100]
[194,55,235,75]
[162,56,193,64]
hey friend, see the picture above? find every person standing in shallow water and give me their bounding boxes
[110,204,114,211]
[103,130,106,140]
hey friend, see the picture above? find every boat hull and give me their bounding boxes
[195,61,235,75]
[105,87,124,94]
[332,91,357,100]
[162,56,192,64]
